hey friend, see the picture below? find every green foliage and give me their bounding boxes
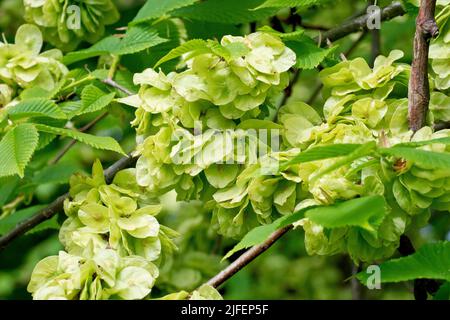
[287,37,337,69]
[305,196,386,232]
[132,0,200,24]
[281,144,363,168]
[0,205,47,235]
[8,99,66,120]
[64,25,167,65]
[380,146,450,170]
[154,39,210,67]
[34,125,125,155]
[171,0,279,24]
[0,124,39,178]
[357,242,450,284]
[435,282,450,300]
[80,86,115,115]
[256,0,333,9]
[32,163,81,185]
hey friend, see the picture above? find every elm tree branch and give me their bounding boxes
[401,0,440,301]
[316,1,406,46]
[102,78,134,96]
[206,225,293,289]
[408,0,439,131]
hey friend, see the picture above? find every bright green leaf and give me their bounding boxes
[132,0,200,24]
[64,26,167,65]
[80,85,115,115]
[380,147,450,170]
[8,99,66,120]
[306,195,387,232]
[357,242,450,284]
[154,39,209,67]
[255,0,333,9]
[286,37,337,69]
[32,163,81,185]
[171,0,279,24]
[34,124,125,155]
[0,205,46,236]
[280,143,363,169]
[0,124,39,178]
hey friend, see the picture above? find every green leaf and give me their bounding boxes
[310,142,377,182]
[36,133,57,150]
[401,0,420,15]
[255,0,333,9]
[19,87,52,100]
[123,20,181,73]
[114,25,168,55]
[258,26,305,41]
[59,101,84,119]
[8,99,66,120]
[80,85,115,115]
[63,25,167,65]
[286,37,337,69]
[26,215,60,235]
[434,282,450,300]
[34,124,125,155]
[0,124,39,178]
[154,39,209,67]
[184,20,242,40]
[306,195,387,232]
[394,136,450,148]
[380,147,450,170]
[63,37,120,65]
[357,242,450,284]
[280,143,363,169]
[171,0,279,24]
[132,0,200,24]
[0,176,20,206]
[32,163,81,185]
[0,205,46,236]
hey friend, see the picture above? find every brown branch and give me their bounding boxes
[370,27,381,66]
[370,0,382,66]
[300,22,329,31]
[399,2,439,300]
[206,225,293,289]
[102,78,134,96]
[408,0,439,132]
[0,155,138,251]
[280,69,301,107]
[351,263,364,300]
[316,2,406,46]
